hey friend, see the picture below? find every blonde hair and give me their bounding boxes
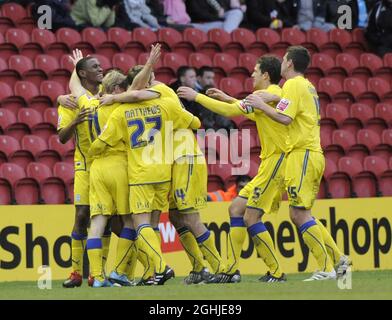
[102,69,127,94]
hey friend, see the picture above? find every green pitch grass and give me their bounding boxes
[1,271,391,300]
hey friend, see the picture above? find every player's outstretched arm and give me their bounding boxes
[88,139,107,158]
[129,43,161,90]
[245,94,292,125]
[68,49,86,98]
[206,88,237,103]
[177,86,247,118]
[57,94,78,110]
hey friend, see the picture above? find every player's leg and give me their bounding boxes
[86,214,112,287]
[286,150,335,280]
[244,208,285,282]
[63,205,90,288]
[109,214,137,286]
[169,209,208,283]
[63,170,91,288]
[242,153,286,282]
[226,196,247,276]
[151,210,162,247]
[181,211,226,276]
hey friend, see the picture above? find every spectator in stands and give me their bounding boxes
[365,0,392,56]
[163,0,192,25]
[71,0,119,29]
[208,175,251,201]
[123,0,161,30]
[195,66,236,132]
[325,0,373,28]
[186,0,246,33]
[274,0,336,31]
[245,0,284,30]
[32,0,78,31]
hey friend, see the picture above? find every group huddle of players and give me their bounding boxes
[57,43,351,288]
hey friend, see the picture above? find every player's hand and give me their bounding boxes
[73,107,92,125]
[255,91,280,103]
[146,43,161,67]
[99,94,115,106]
[218,7,225,18]
[244,94,267,112]
[69,49,84,66]
[177,86,198,101]
[206,88,235,103]
[58,94,78,109]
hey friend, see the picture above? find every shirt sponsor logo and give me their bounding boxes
[276,99,290,111]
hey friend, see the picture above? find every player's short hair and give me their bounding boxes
[177,66,195,79]
[286,46,310,74]
[257,55,281,84]
[102,69,127,94]
[197,66,214,77]
[126,65,144,86]
[236,175,252,185]
[76,56,95,78]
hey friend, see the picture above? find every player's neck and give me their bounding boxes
[255,81,271,91]
[82,80,100,95]
[285,70,303,80]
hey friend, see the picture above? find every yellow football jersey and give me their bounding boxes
[57,94,100,171]
[149,83,203,160]
[90,101,126,157]
[276,76,322,153]
[98,95,196,185]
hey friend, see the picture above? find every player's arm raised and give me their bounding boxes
[68,49,87,99]
[245,93,293,126]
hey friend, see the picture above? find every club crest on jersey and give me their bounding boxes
[276,99,290,111]
[239,100,254,114]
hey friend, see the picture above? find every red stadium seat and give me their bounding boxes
[81,27,107,48]
[208,162,234,183]
[343,77,367,99]
[375,103,392,125]
[0,176,12,204]
[44,108,58,128]
[0,135,20,162]
[327,54,359,82]
[363,156,388,177]
[318,77,343,98]
[14,177,40,204]
[107,27,132,48]
[328,28,352,49]
[132,27,157,49]
[17,108,43,129]
[354,53,383,79]
[225,28,255,58]
[26,162,52,183]
[184,28,208,49]
[112,53,137,73]
[137,52,163,69]
[14,81,39,102]
[237,53,258,74]
[0,109,17,132]
[21,134,47,157]
[357,129,381,152]
[48,135,74,158]
[311,53,335,73]
[34,54,60,77]
[40,177,66,204]
[162,53,188,73]
[382,129,392,145]
[40,80,66,103]
[305,28,329,50]
[213,53,237,75]
[324,158,338,179]
[55,27,82,49]
[0,162,25,186]
[219,77,243,98]
[207,28,231,50]
[331,129,356,152]
[1,3,27,24]
[157,27,182,48]
[4,119,30,141]
[53,162,74,183]
[325,103,349,126]
[281,28,306,45]
[256,28,280,49]
[31,28,57,50]
[349,103,374,126]
[188,53,212,69]
[8,55,34,76]
[338,156,363,178]
[367,77,391,99]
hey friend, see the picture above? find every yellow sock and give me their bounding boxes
[126,242,138,281]
[249,222,283,277]
[114,228,136,275]
[101,233,111,274]
[138,224,166,273]
[154,227,162,248]
[71,232,86,274]
[197,230,225,274]
[227,217,247,274]
[136,239,155,280]
[315,218,343,265]
[177,227,206,272]
[86,238,103,280]
[300,220,334,272]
